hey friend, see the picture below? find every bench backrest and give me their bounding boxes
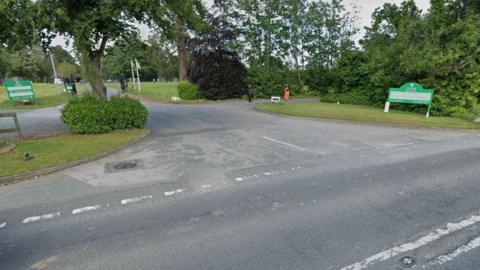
[3,80,36,101]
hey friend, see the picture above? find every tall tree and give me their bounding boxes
[34,0,152,99]
[150,0,206,81]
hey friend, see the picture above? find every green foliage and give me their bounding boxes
[61,95,148,134]
[0,0,36,49]
[0,138,6,147]
[317,1,480,117]
[102,32,178,81]
[177,81,200,100]
[246,57,287,98]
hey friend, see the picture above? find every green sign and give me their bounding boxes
[385,82,434,117]
[3,80,36,104]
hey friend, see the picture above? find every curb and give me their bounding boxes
[0,129,151,186]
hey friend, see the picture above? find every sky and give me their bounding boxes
[351,0,430,38]
[52,0,431,50]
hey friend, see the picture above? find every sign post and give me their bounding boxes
[385,82,434,117]
[3,80,36,107]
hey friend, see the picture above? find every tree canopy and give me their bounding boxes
[1,0,479,116]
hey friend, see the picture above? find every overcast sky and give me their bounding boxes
[351,0,430,37]
[52,0,431,50]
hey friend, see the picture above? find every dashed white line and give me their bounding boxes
[423,236,480,268]
[164,189,184,196]
[120,195,152,205]
[72,205,101,215]
[201,185,212,189]
[22,212,61,224]
[234,177,244,182]
[340,214,480,270]
[0,222,6,229]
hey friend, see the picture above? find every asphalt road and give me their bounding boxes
[1,101,480,270]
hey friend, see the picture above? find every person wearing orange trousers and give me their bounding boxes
[283,85,290,101]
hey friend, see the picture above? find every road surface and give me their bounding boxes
[1,101,480,269]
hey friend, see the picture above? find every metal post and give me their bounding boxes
[135,58,141,93]
[130,60,136,91]
[49,50,61,95]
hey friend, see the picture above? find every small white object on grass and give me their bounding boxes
[171,96,181,103]
[271,96,281,103]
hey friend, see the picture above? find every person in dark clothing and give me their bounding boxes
[247,84,254,103]
[70,75,77,95]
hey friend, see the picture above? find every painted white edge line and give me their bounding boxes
[0,222,6,229]
[423,236,480,268]
[164,189,184,196]
[72,205,101,215]
[340,214,480,270]
[121,195,153,205]
[22,212,61,224]
[262,136,311,152]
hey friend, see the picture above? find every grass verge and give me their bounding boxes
[0,83,84,109]
[0,129,148,178]
[257,102,479,129]
[106,82,178,102]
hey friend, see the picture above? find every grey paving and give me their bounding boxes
[0,106,68,138]
[0,101,480,270]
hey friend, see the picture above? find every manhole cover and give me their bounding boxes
[399,256,416,268]
[105,159,143,173]
[113,162,137,170]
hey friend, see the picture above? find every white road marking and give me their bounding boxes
[121,195,152,205]
[340,214,480,270]
[23,212,61,224]
[164,189,184,196]
[201,185,212,189]
[72,205,101,215]
[262,136,312,153]
[234,177,244,182]
[423,236,480,268]
[0,222,6,229]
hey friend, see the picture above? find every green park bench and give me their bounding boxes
[384,82,434,117]
[3,80,36,106]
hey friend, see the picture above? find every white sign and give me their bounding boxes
[271,96,281,103]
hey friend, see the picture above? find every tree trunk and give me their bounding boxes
[77,34,108,100]
[83,55,106,99]
[176,16,187,81]
[293,51,304,93]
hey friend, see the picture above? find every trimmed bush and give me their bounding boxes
[61,95,148,134]
[177,81,200,100]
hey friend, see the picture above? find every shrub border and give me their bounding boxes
[0,129,151,186]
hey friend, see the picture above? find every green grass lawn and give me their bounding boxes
[106,81,178,102]
[0,83,83,109]
[0,129,148,179]
[257,102,480,129]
